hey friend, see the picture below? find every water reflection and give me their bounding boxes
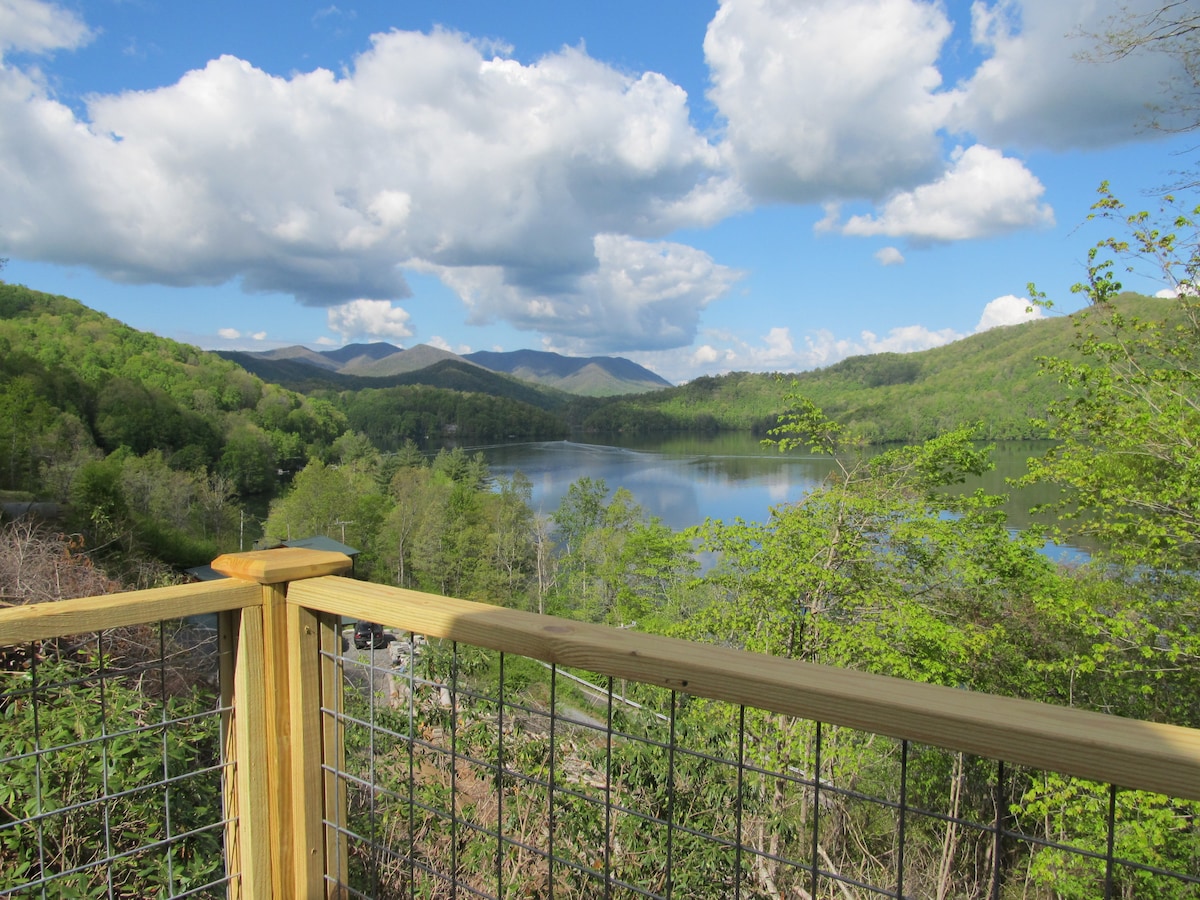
[477,435,1091,558]
[482,438,837,530]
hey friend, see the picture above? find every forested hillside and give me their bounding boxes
[0,284,351,572]
[9,280,1172,474]
[336,382,566,450]
[219,304,1116,441]
[0,277,1187,584]
[576,302,1143,440]
[0,283,358,491]
[0,284,563,572]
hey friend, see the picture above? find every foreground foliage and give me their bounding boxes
[0,651,224,898]
[337,642,1199,900]
[0,524,225,896]
[1025,187,1200,570]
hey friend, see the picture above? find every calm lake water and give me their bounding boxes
[475,434,1085,559]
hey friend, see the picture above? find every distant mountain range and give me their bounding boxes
[222,343,672,396]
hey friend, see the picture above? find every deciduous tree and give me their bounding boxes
[1024,186,1200,569]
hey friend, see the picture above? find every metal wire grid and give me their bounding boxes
[322,629,1200,900]
[0,623,231,899]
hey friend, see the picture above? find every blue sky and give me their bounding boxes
[1,0,1194,383]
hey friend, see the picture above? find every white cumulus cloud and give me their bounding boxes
[0,0,92,56]
[327,300,413,342]
[0,0,1185,357]
[706,0,953,203]
[1155,282,1197,299]
[840,145,1054,241]
[217,327,241,340]
[845,324,963,355]
[703,0,1179,247]
[636,319,968,383]
[974,294,1044,332]
[633,287,1044,382]
[690,345,724,366]
[428,336,472,354]
[950,0,1195,148]
[423,234,743,352]
[0,21,738,351]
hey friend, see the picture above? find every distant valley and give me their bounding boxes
[220,343,672,397]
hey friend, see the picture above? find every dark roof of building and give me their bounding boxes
[185,564,225,582]
[279,535,359,556]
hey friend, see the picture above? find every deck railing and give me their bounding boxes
[2,547,1199,898]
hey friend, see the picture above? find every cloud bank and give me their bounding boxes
[0,0,91,55]
[638,292,1047,383]
[1,20,737,346]
[0,0,1181,351]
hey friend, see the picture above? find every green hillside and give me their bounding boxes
[336,382,567,450]
[576,299,1175,442]
[0,283,346,569]
[3,282,1172,490]
[0,284,569,570]
[0,282,307,494]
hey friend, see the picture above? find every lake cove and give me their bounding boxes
[476,435,1087,561]
[481,437,830,530]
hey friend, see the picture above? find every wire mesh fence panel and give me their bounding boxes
[320,617,1200,900]
[1000,766,1200,900]
[0,621,230,899]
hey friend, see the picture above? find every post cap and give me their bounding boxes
[211,548,353,584]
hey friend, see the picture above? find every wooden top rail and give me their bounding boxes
[0,579,262,644]
[290,574,1200,802]
[5,548,1198,806]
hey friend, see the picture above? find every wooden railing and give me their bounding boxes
[2,547,1199,898]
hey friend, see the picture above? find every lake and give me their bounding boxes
[474,434,1085,559]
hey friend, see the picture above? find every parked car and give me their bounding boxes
[353,621,385,650]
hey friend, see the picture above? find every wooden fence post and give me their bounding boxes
[213,549,353,899]
[230,605,271,897]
